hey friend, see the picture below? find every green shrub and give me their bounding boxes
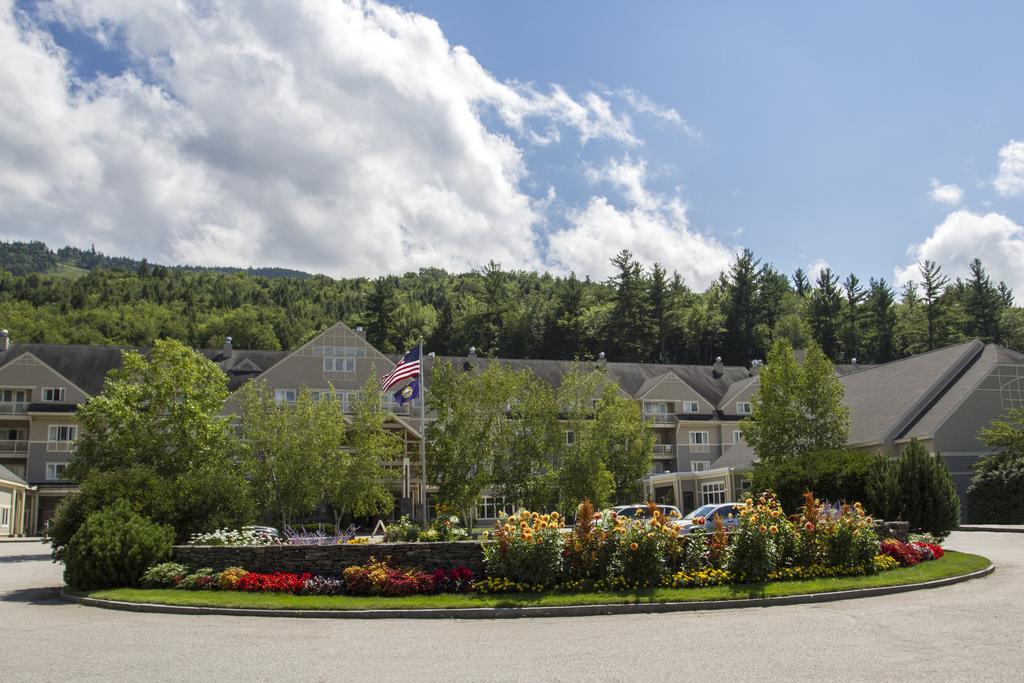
[750,449,878,514]
[866,440,960,538]
[385,516,420,543]
[178,567,218,590]
[140,562,190,588]
[966,458,1024,523]
[62,502,174,590]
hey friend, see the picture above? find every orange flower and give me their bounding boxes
[629,542,639,551]
[759,525,767,533]
[769,525,779,535]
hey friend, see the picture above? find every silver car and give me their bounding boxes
[672,503,746,533]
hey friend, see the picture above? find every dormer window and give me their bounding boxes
[43,387,66,402]
[682,401,699,413]
[736,402,753,415]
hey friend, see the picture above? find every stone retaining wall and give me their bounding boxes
[873,520,909,542]
[172,541,486,576]
[173,521,910,576]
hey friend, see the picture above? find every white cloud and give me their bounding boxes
[895,210,1024,293]
[806,259,830,282]
[547,156,733,286]
[928,178,963,205]
[0,0,663,276]
[994,140,1024,197]
[612,87,700,138]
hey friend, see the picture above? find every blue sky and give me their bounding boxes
[402,1,1024,279]
[3,1,1024,291]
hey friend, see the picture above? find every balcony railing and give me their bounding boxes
[652,444,674,455]
[0,401,29,415]
[0,440,28,454]
[644,413,677,425]
[47,441,77,453]
[688,443,711,453]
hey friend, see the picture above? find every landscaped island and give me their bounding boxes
[63,494,991,613]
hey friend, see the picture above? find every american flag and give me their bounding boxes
[379,347,421,392]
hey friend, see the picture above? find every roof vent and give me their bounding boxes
[355,326,366,338]
[223,336,232,358]
[713,356,724,377]
[597,351,607,369]
[0,329,8,352]
[851,357,858,365]
[750,359,762,376]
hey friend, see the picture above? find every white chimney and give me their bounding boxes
[223,336,233,358]
[750,359,762,376]
[713,356,724,376]
[0,329,9,352]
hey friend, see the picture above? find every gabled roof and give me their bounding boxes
[0,463,29,488]
[841,339,985,446]
[420,355,752,406]
[717,376,759,411]
[0,344,125,396]
[899,343,1024,441]
[711,442,757,470]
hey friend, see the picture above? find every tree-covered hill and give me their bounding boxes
[0,240,1021,364]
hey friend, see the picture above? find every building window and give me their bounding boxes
[733,430,743,444]
[736,402,753,415]
[701,482,726,505]
[0,506,9,527]
[565,430,575,445]
[689,431,710,453]
[46,462,69,481]
[644,402,669,414]
[740,479,752,494]
[476,495,516,519]
[681,401,699,413]
[47,425,77,452]
[274,389,297,404]
[691,461,710,472]
[317,346,366,373]
[42,387,66,402]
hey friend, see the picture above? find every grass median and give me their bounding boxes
[82,550,990,611]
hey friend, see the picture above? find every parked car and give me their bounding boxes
[671,503,746,533]
[609,504,683,521]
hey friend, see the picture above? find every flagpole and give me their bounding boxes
[418,339,428,527]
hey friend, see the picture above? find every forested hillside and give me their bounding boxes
[0,241,1021,364]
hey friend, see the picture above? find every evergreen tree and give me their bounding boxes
[606,250,652,361]
[792,268,810,298]
[964,258,1003,343]
[366,276,400,353]
[809,268,842,360]
[721,249,761,364]
[919,260,951,351]
[648,263,670,362]
[966,409,1024,523]
[842,273,866,362]
[864,278,897,363]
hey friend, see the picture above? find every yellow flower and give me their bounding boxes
[646,532,655,539]
[759,525,767,533]
[769,525,778,534]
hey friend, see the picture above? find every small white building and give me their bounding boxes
[0,464,33,537]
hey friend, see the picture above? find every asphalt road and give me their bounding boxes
[2,532,1022,682]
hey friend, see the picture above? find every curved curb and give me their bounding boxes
[61,563,994,620]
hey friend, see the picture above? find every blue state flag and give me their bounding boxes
[394,379,419,405]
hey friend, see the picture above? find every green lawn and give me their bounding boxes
[84,550,990,611]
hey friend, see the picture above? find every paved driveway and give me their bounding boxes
[2,532,1022,681]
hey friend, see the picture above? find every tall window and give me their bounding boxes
[0,506,9,527]
[46,463,69,481]
[47,425,77,452]
[645,402,669,414]
[681,401,699,413]
[733,430,743,444]
[689,431,709,444]
[42,387,66,402]
[736,402,753,415]
[701,482,726,505]
[565,430,575,445]
[476,496,516,519]
[274,389,297,404]
[317,346,366,373]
